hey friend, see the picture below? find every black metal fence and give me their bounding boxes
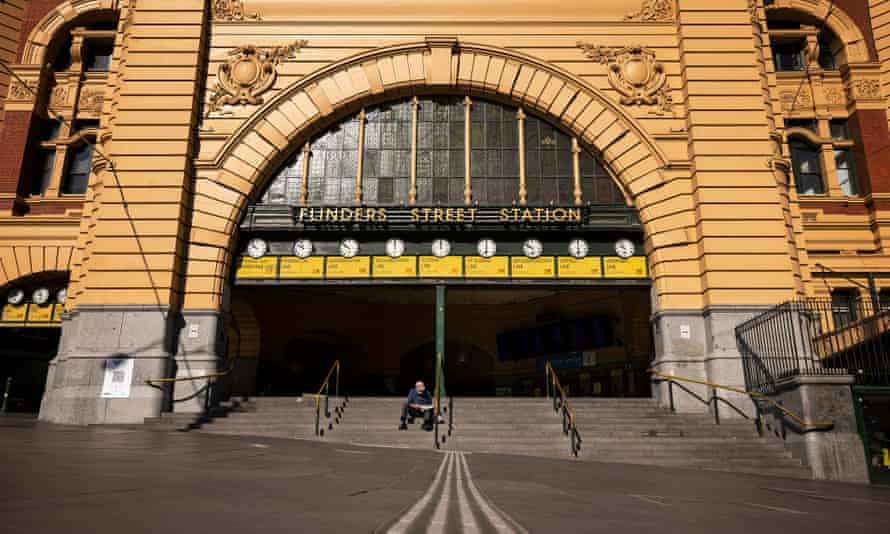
[735,298,890,394]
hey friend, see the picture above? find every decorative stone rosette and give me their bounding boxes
[207,40,308,115]
[577,43,672,113]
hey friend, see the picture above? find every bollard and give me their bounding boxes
[1,376,11,413]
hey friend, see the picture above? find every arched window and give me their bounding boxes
[259,96,624,207]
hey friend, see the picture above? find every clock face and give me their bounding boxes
[431,238,451,258]
[6,288,24,306]
[385,238,406,258]
[246,238,268,259]
[615,238,635,259]
[522,238,543,259]
[293,238,313,259]
[568,238,589,259]
[32,288,50,306]
[339,238,359,258]
[477,238,496,258]
[57,288,68,304]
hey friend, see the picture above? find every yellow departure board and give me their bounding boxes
[373,256,417,278]
[465,256,509,278]
[279,257,324,279]
[603,256,647,278]
[28,304,54,322]
[235,257,278,279]
[557,257,603,278]
[419,256,463,278]
[326,256,371,278]
[511,257,556,278]
[1,304,27,323]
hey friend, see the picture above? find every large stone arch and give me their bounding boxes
[19,0,120,66]
[766,0,870,63]
[185,39,676,310]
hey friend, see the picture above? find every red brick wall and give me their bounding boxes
[0,111,38,195]
[849,109,890,196]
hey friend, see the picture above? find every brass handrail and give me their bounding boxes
[649,370,833,429]
[314,359,341,437]
[545,361,581,456]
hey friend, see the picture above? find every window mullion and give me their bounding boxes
[355,109,366,205]
[463,96,472,205]
[572,137,582,206]
[409,96,418,205]
[517,108,527,206]
[300,142,310,205]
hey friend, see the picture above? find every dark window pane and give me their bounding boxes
[790,141,824,194]
[785,118,817,132]
[61,144,93,194]
[30,149,56,196]
[829,119,849,140]
[85,43,113,72]
[818,35,837,70]
[834,148,858,196]
[773,42,804,71]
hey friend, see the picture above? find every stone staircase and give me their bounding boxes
[143,396,811,478]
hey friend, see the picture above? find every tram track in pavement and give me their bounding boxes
[379,451,528,534]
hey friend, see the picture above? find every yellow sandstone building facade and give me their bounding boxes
[0,0,889,433]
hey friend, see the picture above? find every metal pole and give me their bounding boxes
[435,285,446,401]
[712,388,720,425]
[868,272,879,311]
[668,381,675,412]
[1,376,11,413]
[335,363,340,401]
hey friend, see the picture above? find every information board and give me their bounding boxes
[373,256,417,278]
[603,256,647,278]
[279,257,324,279]
[235,257,277,279]
[511,257,556,278]
[419,256,463,278]
[28,304,54,323]
[0,304,26,324]
[557,257,603,278]
[326,256,371,278]
[100,357,134,399]
[465,256,509,278]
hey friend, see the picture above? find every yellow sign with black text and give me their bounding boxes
[51,304,63,323]
[28,304,54,323]
[465,256,509,278]
[511,257,555,278]
[419,256,463,278]
[1,304,27,324]
[557,257,604,278]
[603,256,647,278]
[279,257,324,279]
[326,256,371,278]
[235,257,277,279]
[373,256,417,278]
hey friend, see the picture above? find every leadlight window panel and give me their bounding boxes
[818,35,837,70]
[831,289,858,329]
[61,143,93,194]
[580,151,623,205]
[525,114,574,205]
[789,140,824,194]
[834,148,858,196]
[30,149,56,196]
[773,43,804,71]
[363,100,412,205]
[470,100,518,205]
[261,149,304,204]
[85,42,113,72]
[417,96,464,205]
[307,117,358,205]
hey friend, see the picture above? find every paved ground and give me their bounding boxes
[2,416,890,533]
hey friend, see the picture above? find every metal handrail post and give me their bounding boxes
[334,362,340,400]
[712,387,720,425]
[668,380,675,412]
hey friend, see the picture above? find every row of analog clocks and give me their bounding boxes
[5,288,67,306]
[246,237,636,260]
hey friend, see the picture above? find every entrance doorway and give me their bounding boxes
[235,284,653,397]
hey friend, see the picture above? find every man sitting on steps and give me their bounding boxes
[399,380,434,431]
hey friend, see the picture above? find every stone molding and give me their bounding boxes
[576,43,672,114]
[625,0,674,22]
[212,0,261,21]
[19,0,120,66]
[765,0,870,63]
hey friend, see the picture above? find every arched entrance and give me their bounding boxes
[225,92,653,398]
[0,272,69,412]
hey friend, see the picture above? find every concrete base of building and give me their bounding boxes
[649,306,766,418]
[767,375,870,483]
[37,306,223,425]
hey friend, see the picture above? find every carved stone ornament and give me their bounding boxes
[78,88,105,113]
[625,0,674,21]
[779,89,812,112]
[824,88,844,105]
[207,40,308,115]
[577,43,671,113]
[849,79,881,100]
[8,80,37,102]
[50,84,69,108]
[212,0,260,21]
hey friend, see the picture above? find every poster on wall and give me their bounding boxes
[100,357,134,398]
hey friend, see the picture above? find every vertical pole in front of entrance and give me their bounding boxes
[435,284,446,449]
